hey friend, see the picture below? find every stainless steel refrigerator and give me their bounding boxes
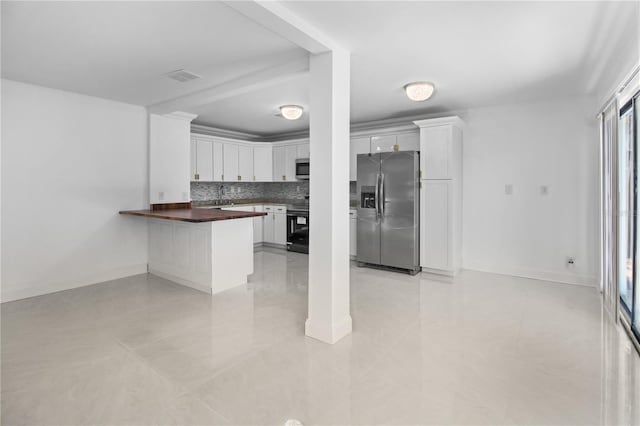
[356,151,420,274]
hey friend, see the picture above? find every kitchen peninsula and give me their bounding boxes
[120,206,266,295]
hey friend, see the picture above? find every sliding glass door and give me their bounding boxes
[617,93,639,341]
[619,102,635,315]
[635,96,640,335]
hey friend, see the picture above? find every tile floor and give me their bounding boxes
[2,247,639,425]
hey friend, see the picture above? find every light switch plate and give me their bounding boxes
[505,184,513,195]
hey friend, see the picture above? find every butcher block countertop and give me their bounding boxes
[119,208,266,223]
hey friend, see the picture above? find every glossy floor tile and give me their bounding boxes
[2,247,639,425]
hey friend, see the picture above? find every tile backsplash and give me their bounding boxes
[191,181,310,202]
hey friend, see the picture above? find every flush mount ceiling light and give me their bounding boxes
[404,81,435,102]
[279,105,304,120]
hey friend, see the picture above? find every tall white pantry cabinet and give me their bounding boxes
[414,116,464,276]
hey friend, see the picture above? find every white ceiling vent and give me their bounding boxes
[166,69,202,83]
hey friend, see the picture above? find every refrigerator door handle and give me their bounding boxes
[380,173,385,219]
[375,173,380,219]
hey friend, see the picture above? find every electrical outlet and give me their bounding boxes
[540,185,549,195]
[566,256,575,268]
[158,191,165,201]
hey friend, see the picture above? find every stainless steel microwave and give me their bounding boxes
[295,158,309,180]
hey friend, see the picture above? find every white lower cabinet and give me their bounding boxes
[274,210,287,245]
[253,205,263,244]
[349,209,357,256]
[420,180,452,271]
[263,205,287,245]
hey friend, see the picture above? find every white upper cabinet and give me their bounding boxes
[190,137,198,181]
[370,135,397,153]
[223,143,239,182]
[396,131,420,151]
[150,112,196,204]
[273,146,286,181]
[370,131,419,153]
[420,125,454,179]
[238,145,253,182]
[273,145,298,181]
[212,141,223,181]
[349,137,370,181]
[196,139,213,181]
[285,145,297,180]
[190,136,214,182]
[296,142,310,159]
[253,145,273,182]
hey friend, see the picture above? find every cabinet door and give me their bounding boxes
[263,211,275,243]
[212,141,223,181]
[420,180,451,270]
[238,145,253,181]
[223,143,239,182]
[190,137,198,181]
[254,146,272,182]
[370,135,397,153]
[421,126,452,179]
[350,137,370,181]
[253,206,263,243]
[196,140,213,181]
[274,212,287,245]
[349,212,357,256]
[285,145,298,180]
[397,131,420,151]
[296,142,310,159]
[273,146,287,181]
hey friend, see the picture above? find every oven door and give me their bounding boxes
[287,213,309,253]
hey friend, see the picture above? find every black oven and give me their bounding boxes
[287,209,309,253]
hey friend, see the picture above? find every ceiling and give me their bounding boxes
[284,0,639,123]
[191,73,310,136]
[1,1,306,106]
[3,1,638,137]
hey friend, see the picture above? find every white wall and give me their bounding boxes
[1,79,149,302]
[462,96,599,286]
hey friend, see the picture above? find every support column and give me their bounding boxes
[306,49,352,344]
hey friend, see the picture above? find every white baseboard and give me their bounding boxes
[305,315,353,344]
[148,268,212,294]
[463,261,598,287]
[1,263,149,303]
